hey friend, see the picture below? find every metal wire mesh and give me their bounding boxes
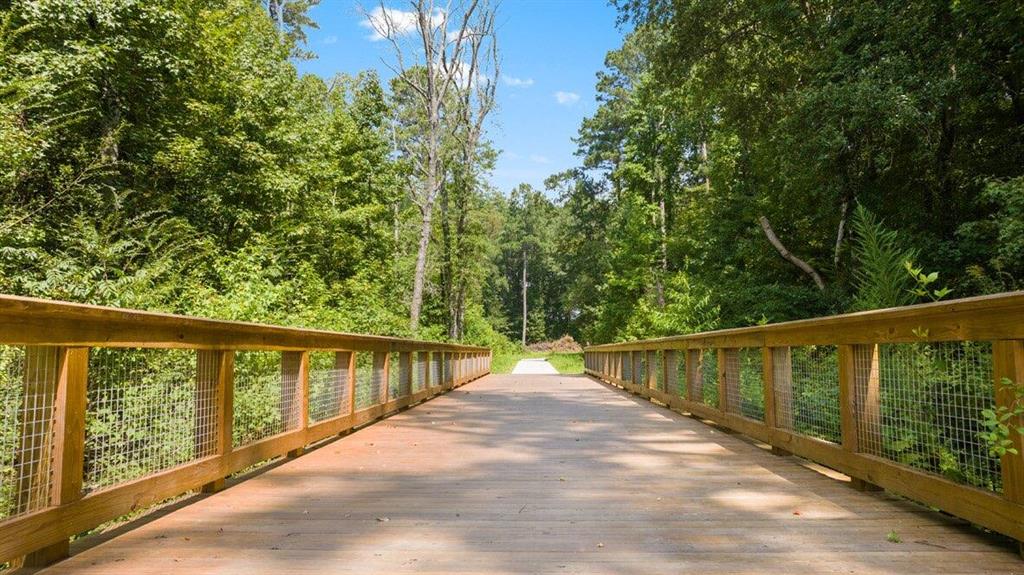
[413,351,428,391]
[233,351,298,447]
[663,351,679,394]
[354,352,375,410]
[388,352,401,399]
[621,352,632,382]
[84,348,209,491]
[308,351,349,423]
[725,349,765,421]
[649,351,663,391]
[699,349,719,407]
[858,342,1001,491]
[632,352,644,387]
[431,352,443,388]
[774,346,841,443]
[0,346,58,520]
[396,352,412,397]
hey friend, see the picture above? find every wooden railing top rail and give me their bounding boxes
[586,291,1024,349]
[0,294,488,352]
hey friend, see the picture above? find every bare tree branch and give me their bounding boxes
[759,215,826,291]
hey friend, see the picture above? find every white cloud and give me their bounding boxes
[529,154,550,164]
[502,74,534,88]
[360,6,443,41]
[323,35,338,45]
[554,91,580,105]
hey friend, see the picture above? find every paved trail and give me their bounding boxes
[511,357,559,374]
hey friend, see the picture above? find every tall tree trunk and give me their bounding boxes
[451,188,469,339]
[521,248,528,346]
[440,181,454,338]
[833,196,849,268]
[701,141,710,193]
[409,193,434,331]
[656,173,668,309]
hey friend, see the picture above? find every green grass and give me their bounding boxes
[491,350,584,374]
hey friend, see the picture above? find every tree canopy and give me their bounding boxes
[0,0,1021,350]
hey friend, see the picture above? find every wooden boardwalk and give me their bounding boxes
[35,374,1021,574]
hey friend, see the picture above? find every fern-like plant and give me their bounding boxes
[850,205,918,311]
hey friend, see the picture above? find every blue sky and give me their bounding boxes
[296,1,626,194]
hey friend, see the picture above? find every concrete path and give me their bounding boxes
[511,357,558,374]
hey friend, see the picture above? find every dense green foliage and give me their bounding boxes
[493,0,1024,346]
[0,0,506,345]
[3,0,1020,347]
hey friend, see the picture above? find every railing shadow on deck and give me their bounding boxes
[584,291,1024,556]
[0,294,491,569]
[29,373,1021,574]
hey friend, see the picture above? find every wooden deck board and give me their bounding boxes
[33,374,1022,574]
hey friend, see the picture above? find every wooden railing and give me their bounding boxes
[0,295,490,567]
[584,292,1024,550]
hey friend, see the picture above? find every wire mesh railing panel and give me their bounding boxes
[621,352,632,382]
[233,351,297,447]
[699,350,718,407]
[650,351,663,391]
[371,352,386,404]
[414,352,428,391]
[436,352,445,385]
[859,342,1001,492]
[633,352,644,387]
[431,353,443,388]
[388,352,401,399]
[354,352,375,410]
[727,349,765,421]
[781,345,841,443]
[0,346,58,520]
[663,351,679,395]
[308,351,347,424]
[670,351,684,397]
[397,353,412,397]
[84,348,207,491]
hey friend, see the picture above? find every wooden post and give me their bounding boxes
[686,349,700,402]
[342,351,356,416]
[282,351,309,458]
[19,347,88,567]
[840,344,882,491]
[663,350,675,395]
[993,340,1024,555]
[772,347,794,430]
[646,350,657,390]
[334,351,353,416]
[399,352,412,397]
[717,348,728,413]
[762,347,790,456]
[198,350,233,493]
[853,344,883,454]
[423,351,432,391]
[375,351,389,405]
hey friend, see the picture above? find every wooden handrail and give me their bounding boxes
[584,291,1024,552]
[0,294,489,352]
[586,291,1024,349]
[0,295,491,567]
